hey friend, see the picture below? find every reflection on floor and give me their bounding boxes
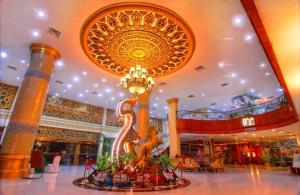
[0,165,299,195]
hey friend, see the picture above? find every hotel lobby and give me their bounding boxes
[0,0,300,194]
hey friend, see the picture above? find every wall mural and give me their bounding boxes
[36,126,100,143]
[0,83,18,109]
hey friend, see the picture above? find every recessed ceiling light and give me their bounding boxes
[119,92,124,97]
[159,89,163,93]
[102,78,106,82]
[20,60,26,64]
[55,93,59,96]
[116,83,120,87]
[94,83,98,88]
[243,33,253,42]
[111,97,115,101]
[37,11,45,17]
[231,73,237,78]
[259,63,265,68]
[56,60,63,67]
[265,72,270,76]
[67,84,72,88]
[82,71,87,76]
[16,77,21,80]
[105,88,111,93]
[98,93,102,97]
[222,108,226,111]
[1,51,7,58]
[73,76,80,82]
[32,30,40,37]
[232,15,244,26]
[201,93,205,97]
[240,79,246,84]
[153,103,158,107]
[250,89,255,93]
[224,103,228,106]
[218,62,224,68]
[85,90,89,93]
[78,93,83,97]
[63,89,67,93]
[164,106,168,110]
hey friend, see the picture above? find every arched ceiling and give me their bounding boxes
[0,0,288,119]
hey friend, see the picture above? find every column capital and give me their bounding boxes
[30,43,61,60]
[167,98,179,105]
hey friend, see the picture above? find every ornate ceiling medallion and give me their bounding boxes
[81,2,195,77]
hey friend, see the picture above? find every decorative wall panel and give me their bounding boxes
[150,117,163,132]
[105,108,123,127]
[36,126,100,143]
[42,95,103,124]
[0,83,18,109]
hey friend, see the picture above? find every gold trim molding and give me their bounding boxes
[30,43,61,60]
[81,2,195,77]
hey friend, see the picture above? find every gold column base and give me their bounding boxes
[0,154,29,178]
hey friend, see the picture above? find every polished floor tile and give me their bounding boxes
[0,166,299,195]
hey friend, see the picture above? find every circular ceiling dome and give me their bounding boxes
[81,2,195,77]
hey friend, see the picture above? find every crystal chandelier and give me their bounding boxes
[120,65,154,95]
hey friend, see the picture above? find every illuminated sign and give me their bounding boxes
[242,117,255,127]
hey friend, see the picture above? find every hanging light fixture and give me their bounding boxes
[120,65,154,95]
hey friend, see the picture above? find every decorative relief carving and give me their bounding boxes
[105,108,124,127]
[36,126,100,143]
[81,2,195,77]
[0,83,18,109]
[42,95,103,124]
[150,117,163,132]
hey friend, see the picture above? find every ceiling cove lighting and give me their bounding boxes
[120,65,154,95]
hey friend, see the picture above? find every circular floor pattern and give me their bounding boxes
[73,177,191,192]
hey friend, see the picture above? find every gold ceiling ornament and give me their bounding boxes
[120,65,154,95]
[81,2,195,77]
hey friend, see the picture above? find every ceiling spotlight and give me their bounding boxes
[16,77,21,80]
[82,71,87,76]
[159,89,163,93]
[164,106,168,110]
[63,89,67,93]
[35,9,47,19]
[56,60,63,67]
[218,62,224,68]
[102,78,106,82]
[55,93,59,96]
[231,73,237,78]
[243,33,253,42]
[94,83,98,88]
[37,11,45,17]
[78,93,83,97]
[97,93,102,97]
[153,103,158,107]
[67,84,72,88]
[259,63,265,68]
[105,88,111,93]
[32,30,40,37]
[85,89,89,93]
[73,76,79,82]
[119,92,124,97]
[1,51,7,58]
[250,89,255,93]
[240,79,246,84]
[232,15,244,26]
[20,60,26,64]
[111,97,115,101]
[265,72,270,76]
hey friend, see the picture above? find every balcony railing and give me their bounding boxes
[177,95,288,120]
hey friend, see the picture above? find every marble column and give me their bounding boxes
[97,134,104,158]
[102,108,107,126]
[73,144,81,165]
[0,43,60,178]
[136,91,151,139]
[167,98,181,159]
